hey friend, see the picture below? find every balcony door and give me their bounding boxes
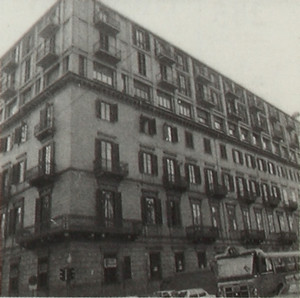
[35,194,51,233]
[39,143,54,175]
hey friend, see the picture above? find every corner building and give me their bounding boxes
[0,0,299,296]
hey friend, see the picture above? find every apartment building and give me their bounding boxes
[0,0,299,296]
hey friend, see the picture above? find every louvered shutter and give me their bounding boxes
[184,164,189,183]
[172,127,178,143]
[162,124,168,140]
[195,165,201,184]
[152,154,158,176]
[138,151,144,173]
[149,118,156,135]
[141,197,146,224]
[35,198,41,233]
[95,139,102,166]
[110,104,118,122]
[132,26,137,45]
[96,189,105,226]
[145,32,150,51]
[174,161,180,183]
[229,175,234,192]
[155,199,162,225]
[95,99,101,118]
[166,200,171,227]
[112,143,120,172]
[114,192,122,227]
[14,127,22,145]
[40,107,47,129]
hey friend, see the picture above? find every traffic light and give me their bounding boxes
[59,268,66,281]
[68,267,75,280]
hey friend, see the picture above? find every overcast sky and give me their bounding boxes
[0,0,299,116]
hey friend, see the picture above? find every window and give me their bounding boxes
[39,143,54,175]
[44,65,59,87]
[6,98,18,119]
[236,177,247,198]
[96,190,122,227]
[177,73,190,96]
[185,164,201,185]
[134,80,150,101]
[103,254,118,283]
[248,180,260,197]
[35,192,51,233]
[178,100,191,118]
[267,211,275,234]
[220,144,227,160]
[166,197,181,227]
[191,201,201,225]
[226,204,238,231]
[197,109,210,126]
[78,55,86,76]
[262,138,272,151]
[123,256,132,279]
[214,117,224,131]
[271,185,281,200]
[261,183,270,203]
[197,252,207,269]
[185,131,194,149]
[242,208,251,230]
[24,56,31,83]
[228,123,238,138]
[222,173,234,192]
[257,158,267,172]
[62,55,69,73]
[245,154,256,169]
[7,201,24,236]
[232,149,244,165]
[9,262,20,296]
[277,212,287,232]
[149,252,161,279]
[163,124,178,143]
[204,168,217,193]
[163,157,177,183]
[267,162,276,175]
[132,25,150,51]
[240,128,250,142]
[20,87,32,105]
[287,214,294,231]
[95,100,118,122]
[254,209,264,231]
[203,138,212,154]
[141,195,162,225]
[211,204,221,229]
[0,135,13,153]
[252,134,260,146]
[175,51,188,72]
[140,115,156,135]
[121,74,129,93]
[1,168,11,198]
[157,91,172,110]
[93,63,114,86]
[38,103,54,133]
[12,160,26,185]
[138,151,158,175]
[175,252,184,272]
[22,33,34,56]
[282,188,289,205]
[38,257,49,291]
[137,52,146,76]
[95,139,120,172]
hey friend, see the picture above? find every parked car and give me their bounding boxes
[153,290,176,297]
[176,288,216,297]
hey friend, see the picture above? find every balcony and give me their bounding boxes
[1,186,11,204]
[94,11,120,35]
[156,73,178,92]
[186,225,218,243]
[155,47,175,65]
[249,100,265,113]
[1,50,18,73]
[290,138,300,150]
[224,87,239,100]
[276,231,297,245]
[206,184,228,199]
[1,80,17,100]
[286,119,295,131]
[238,192,257,205]
[162,175,188,192]
[283,200,298,211]
[34,119,54,141]
[241,229,265,245]
[17,214,142,248]
[93,42,121,65]
[94,159,128,181]
[228,109,243,122]
[26,163,55,188]
[194,67,211,85]
[263,195,280,208]
[196,94,215,109]
[38,11,59,38]
[36,42,58,69]
[272,127,284,141]
[252,122,265,133]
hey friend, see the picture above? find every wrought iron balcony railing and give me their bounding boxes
[94,159,128,181]
[26,163,55,187]
[186,225,219,243]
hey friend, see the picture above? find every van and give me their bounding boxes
[176,288,216,297]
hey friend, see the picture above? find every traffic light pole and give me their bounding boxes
[59,267,75,296]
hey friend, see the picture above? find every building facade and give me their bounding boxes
[0,0,299,296]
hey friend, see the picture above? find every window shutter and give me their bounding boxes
[213,170,218,187]
[94,139,102,162]
[195,165,201,184]
[132,26,137,45]
[96,189,105,226]
[123,256,132,279]
[14,127,22,145]
[149,118,156,135]
[141,197,146,224]
[239,151,244,165]
[38,147,44,174]
[95,99,101,118]
[235,177,241,198]
[166,200,171,227]
[204,169,210,193]
[35,198,41,233]
[112,143,120,172]
[40,107,47,129]
[110,104,118,122]
[176,201,182,226]
[11,164,19,185]
[0,138,7,153]
[139,115,145,133]
[155,199,162,225]
[229,175,234,192]
[162,124,168,140]
[232,150,237,163]
[50,143,55,174]
[175,161,181,182]
[255,182,260,196]
[114,192,122,227]
[162,157,167,178]
[251,156,256,169]
[138,151,144,173]
[184,164,189,183]
[152,154,158,176]
[172,127,178,143]
[145,32,150,51]
[16,199,24,232]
